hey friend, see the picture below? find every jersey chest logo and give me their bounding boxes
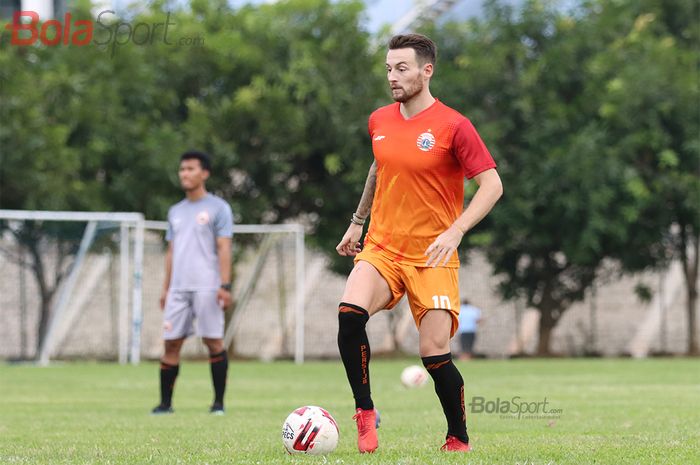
[416,131,436,151]
[196,210,210,225]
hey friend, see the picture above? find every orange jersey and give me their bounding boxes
[365,99,496,267]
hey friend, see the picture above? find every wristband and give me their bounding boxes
[220,283,232,291]
[351,213,366,226]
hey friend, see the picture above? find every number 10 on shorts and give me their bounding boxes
[431,295,451,309]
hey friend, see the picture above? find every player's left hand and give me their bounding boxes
[217,288,232,310]
[424,225,464,267]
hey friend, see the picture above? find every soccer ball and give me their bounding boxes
[400,365,429,388]
[282,406,339,455]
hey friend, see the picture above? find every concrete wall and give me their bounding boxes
[1,235,696,361]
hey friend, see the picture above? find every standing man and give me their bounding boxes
[457,299,482,361]
[152,151,234,416]
[336,34,502,453]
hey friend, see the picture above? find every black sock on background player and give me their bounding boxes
[158,361,179,408]
[422,353,469,444]
[337,302,374,411]
[209,350,228,407]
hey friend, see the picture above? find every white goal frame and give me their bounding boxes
[1,210,307,365]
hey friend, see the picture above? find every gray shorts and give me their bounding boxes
[162,290,224,340]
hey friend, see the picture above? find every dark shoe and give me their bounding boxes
[210,403,225,415]
[151,404,174,415]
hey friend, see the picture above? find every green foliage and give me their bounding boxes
[0,4,182,214]
[588,0,699,270]
[151,0,385,270]
[0,0,384,267]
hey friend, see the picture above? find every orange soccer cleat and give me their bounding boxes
[352,408,378,453]
[440,435,471,452]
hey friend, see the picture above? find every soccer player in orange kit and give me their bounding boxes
[335,34,503,453]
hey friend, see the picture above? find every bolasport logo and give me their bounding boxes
[469,396,563,420]
[2,10,204,56]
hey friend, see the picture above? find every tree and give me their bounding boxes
[427,0,664,354]
[588,0,699,354]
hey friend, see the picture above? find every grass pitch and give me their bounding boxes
[1,358,698,464]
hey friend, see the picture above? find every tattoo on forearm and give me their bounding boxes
[356,161,377,218]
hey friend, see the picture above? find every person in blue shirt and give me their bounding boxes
[457,299,481,360]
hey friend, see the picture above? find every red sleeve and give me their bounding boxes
[452,118,496,179]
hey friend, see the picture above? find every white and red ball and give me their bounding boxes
[400,365,429,388]
[282,406,339,455]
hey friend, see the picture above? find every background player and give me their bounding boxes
[336,34,503,453]
[152,151,234,415]
[457,299,482,360]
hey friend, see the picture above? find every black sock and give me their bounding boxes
[209,350,228,405]
[422,353,468,444]
[159,361,179,407]
[337,302,373,410]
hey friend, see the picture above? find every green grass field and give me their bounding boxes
[1,358,698,464]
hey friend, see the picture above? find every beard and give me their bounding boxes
[391,77,424,103]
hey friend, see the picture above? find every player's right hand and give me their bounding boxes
[336,223,364,256]
[159,289,168,311]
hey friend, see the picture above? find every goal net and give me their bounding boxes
[0,210,307,365]
[0,210,144,365]
[141,221,306,363]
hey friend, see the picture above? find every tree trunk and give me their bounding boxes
[537,306,557,356]
[688,284,698,355]
[11,226,69,361]
[27,241,51,359]
[684,231,699,355]
[36,297,51,358]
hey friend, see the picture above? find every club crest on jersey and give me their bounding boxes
[416,131,435,151]
[196,211,210,225]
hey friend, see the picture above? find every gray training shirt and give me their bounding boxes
[166,193,234,291]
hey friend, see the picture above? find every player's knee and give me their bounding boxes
[338,302,369,338]
[164,339,183,355]
[204,340,224,354]
[419,337,449,358]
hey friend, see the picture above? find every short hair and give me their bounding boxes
[388,33,437,65]
[180,151,211,172]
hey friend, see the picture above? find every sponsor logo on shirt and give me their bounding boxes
[373,135,386,141]
[196,210,210,225]
[416,131,435,151]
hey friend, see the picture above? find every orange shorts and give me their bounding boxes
[354,248,460,337]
